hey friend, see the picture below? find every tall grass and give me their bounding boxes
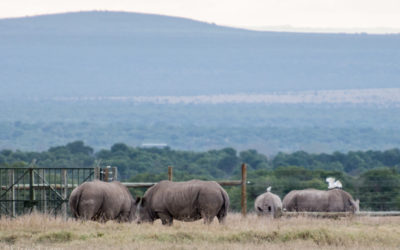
[0,213,399,249]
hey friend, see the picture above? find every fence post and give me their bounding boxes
[112,167,118,181]
[241,163,247,217]
[32,170,36,213]
[8,169,15,217]
[168,166,173,181]
[61,169,67,219]
[94,167,100,180]
[104,168,109,182]
[29,168,36,213]
[42,169,47,214]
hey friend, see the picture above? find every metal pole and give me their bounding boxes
[29,168,35,212]
[94,167,100,180]
[104,168,109,182]
[241,163,247,217]
[61,169,67,219]
[42,169,47,214]
[8,169,15,217]
[112,167,118,181]
[32,170,36,213]
[168,166,173,181]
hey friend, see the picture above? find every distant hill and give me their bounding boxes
[1,11,399,99]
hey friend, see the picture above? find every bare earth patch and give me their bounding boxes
[0,213,399,249]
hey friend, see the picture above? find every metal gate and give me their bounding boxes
[0,168,96,217]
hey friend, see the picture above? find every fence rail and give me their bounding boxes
[283,211,400,217]
[0,167,96,218]
[1,184,81,190]
[0,165,248,217]
[4,164,398,218]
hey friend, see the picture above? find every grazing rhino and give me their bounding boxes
[254,187,283,218]
[69,180,136,222]
[136,180,229,225]
[282,189,359,213]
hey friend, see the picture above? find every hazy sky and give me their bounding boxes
[1,0,400,32]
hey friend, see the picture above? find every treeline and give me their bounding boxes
[1,141,400,211]
[273,149,400,175]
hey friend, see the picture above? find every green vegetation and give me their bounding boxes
[1,141,400,211]
[37,231,74,243]
[1,101,400,154]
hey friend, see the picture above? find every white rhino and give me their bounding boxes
[69,180,136,222]
[283,188,359,213]
[254,187,282,218]
[136,180,229,225]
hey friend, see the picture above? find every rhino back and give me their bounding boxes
[295,189,330,211]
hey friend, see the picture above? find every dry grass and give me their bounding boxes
[0,213,399,249]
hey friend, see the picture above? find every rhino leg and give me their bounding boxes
[158,212,173,226]
[217,214,226,224]
[117,211,131,223]
[201,211,215,224]
[79,199,101,221]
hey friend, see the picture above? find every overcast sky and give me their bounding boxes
[1,0,399,33]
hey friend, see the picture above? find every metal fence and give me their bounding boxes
[0,165,246,217]
[2,165,398,218]
[0,167,97,217]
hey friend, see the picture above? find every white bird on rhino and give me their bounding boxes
[326,177,343,189]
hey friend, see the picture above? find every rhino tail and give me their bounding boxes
[217,189,229,223]
[69,189,82,219]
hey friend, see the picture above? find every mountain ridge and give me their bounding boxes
[1,11,399,99]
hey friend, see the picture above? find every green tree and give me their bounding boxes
[358,168,400,211]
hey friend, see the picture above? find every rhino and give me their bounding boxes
[254,187,283,218]
[282,188,359,213]
[136,180,229,225]
[69,180,136,222]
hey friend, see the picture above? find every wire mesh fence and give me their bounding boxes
[1,166,399,217]
[0,168,95,217]
[245,180,400,211]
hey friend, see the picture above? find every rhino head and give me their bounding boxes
[135,197,154,224]
[348,198,360,213]
[257,204,282,218]
[128,198,138,222]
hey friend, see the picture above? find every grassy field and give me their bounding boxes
[0,213,399,249]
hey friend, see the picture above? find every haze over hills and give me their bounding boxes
[1,11,400,154]
[0,11,400,99]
